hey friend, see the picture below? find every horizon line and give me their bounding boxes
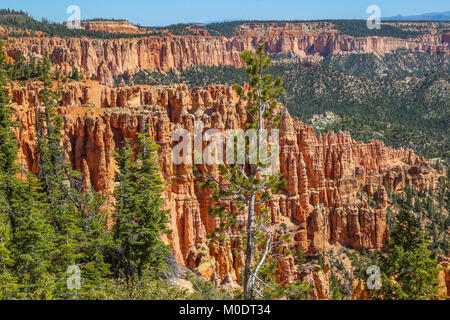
[1,7,449,28]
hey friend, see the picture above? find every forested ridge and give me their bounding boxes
[1,9,446,38]
[0,9,162,38]
[125,60,450,163]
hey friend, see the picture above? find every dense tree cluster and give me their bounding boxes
[331,20,423,39]
[373,209,443,300]
[0,45,173,299]
[323,50,450,78]
[205,19,428,38]
[389,174,450,255]
[4,51,41,81]
[0,9,161,39]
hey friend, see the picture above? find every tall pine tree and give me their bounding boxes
[112,133,170,286]
[372,209,443,300]
[35,53,111,299]
[198,44,288,300]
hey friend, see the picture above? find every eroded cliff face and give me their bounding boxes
[9,80,439,285]
[437,256,450,298]
[80,20,147,34]
[4,22,449,85]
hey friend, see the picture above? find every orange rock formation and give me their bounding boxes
[80,20,146,34]
[9,81,440,286]
[437,255,450,299]
[4,22,449,85]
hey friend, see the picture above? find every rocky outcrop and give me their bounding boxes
[4,22,449,85]
[80,20,146,34]
[299,264,331,300]
[437,255,450,299]
[9,81,440,284]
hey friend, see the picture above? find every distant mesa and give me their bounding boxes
[79,19,147,34]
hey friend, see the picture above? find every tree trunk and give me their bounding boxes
[244,193,256,300]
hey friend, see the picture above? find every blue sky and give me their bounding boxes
[2,0,449,26]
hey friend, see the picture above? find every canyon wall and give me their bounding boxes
[9,81,439,283]
[4,23,449,85]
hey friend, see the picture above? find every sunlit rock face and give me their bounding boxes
[9,80,440,285]
[5,21,448,85]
